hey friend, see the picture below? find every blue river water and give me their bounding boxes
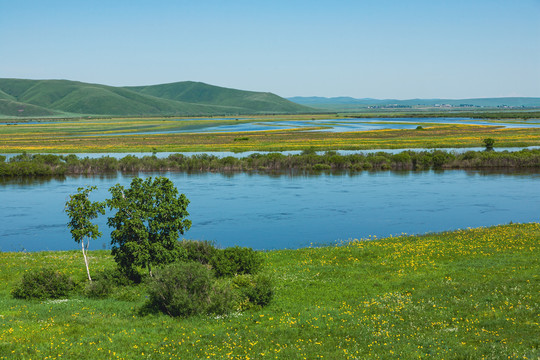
[0,170,538,252]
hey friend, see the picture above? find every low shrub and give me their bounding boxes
[84,279,112,299]
[207,279,236,315]
[232,274,274,309]
[11,268,74,300]
[211,246,263,277]
[84,268,133,299]
[144,262,234,317]
[179,239,217,265]
[313,163,331,171]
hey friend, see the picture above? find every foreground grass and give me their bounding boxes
[1,223,539,359]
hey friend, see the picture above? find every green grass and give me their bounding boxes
[1,223,538,359]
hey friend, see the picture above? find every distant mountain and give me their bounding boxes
[0,79,314,117]
[288,96,540,110]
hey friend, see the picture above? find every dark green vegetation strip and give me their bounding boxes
[1,149,540,177]
[1,223,538,359]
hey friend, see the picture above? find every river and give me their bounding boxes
[1,169,538,252]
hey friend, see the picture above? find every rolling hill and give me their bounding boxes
[0,79,314,117]
[125,81,310,114]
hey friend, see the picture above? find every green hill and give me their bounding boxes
[0,99,62,117]
[126,81,312,114]
[0,79,314,117]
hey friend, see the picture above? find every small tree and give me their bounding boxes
[483,138,495,151]
[107,177,191,278]
[65,186,105,282]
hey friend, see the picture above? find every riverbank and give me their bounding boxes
[2,149,540,177]
[1,223,538,359]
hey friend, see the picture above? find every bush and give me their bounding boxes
[179,240,217,265]
[12,268,74,300]
[145,262,234,317]
[207,280,236,315]
[312,163,331,171]
[84,268,133,299]
[484,138,495,151]
[232,274,274,309]
[84,279,112,299]
[211,246,263,278]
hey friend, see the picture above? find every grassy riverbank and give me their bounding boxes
[1,223,538,359]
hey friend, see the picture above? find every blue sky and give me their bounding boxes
[1,0,539,99]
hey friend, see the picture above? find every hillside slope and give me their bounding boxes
[126,81,312,114]
[0,79,314,117]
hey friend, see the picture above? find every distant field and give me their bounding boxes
[0,223,538,359]
[1,114,540,153]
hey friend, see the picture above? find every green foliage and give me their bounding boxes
[211,246,263,278]
[11,268,74,300]
[207,279,237,315]
[83,268,133,299]
[144,262,234,317]
[312,163,331,171]
[65,186,105,281]
[232,274,274,309]
[107,177,191,278]
[484,137,495,150]
[3,149,540,177]
[178,240,218,265]
[431,150,455,168]
[65,186,105,246]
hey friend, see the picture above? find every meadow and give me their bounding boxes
[1,114,540,153]
[0,223,538,359]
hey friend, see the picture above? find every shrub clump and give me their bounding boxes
[211,246,263,277]
[232,274,274,309]
[144,262,235,317]
[12,268,74,300]
[84,268,133,299]
[179,239,217,265]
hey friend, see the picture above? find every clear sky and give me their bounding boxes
[1,0,539,99]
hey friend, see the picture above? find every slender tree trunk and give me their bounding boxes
[148,262,153,277]
[82,239,92,282]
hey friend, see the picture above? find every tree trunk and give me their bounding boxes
[148,262,153,277]
[82,240,92,282]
